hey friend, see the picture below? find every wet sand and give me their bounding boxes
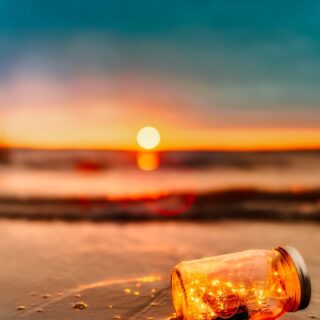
[0,220,319,319]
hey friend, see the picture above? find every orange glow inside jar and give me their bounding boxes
[172,247,311,320]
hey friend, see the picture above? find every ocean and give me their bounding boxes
[0,149,320,220]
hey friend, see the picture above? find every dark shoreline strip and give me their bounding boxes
[0,189,320,222]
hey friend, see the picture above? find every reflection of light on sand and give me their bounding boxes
[77,275,162,291]
[21,275,163,316]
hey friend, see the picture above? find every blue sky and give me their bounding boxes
[0,1,320,149]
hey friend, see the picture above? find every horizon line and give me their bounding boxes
[1,145,320,153]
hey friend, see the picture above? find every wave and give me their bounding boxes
[1,188,320,221]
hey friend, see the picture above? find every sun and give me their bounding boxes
[136,126,161,150]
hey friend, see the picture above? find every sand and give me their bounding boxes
[0,220,319,319]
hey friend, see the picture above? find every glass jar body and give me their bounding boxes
[172,248,303,320]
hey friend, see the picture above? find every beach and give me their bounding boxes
[1,220,319,320]
[1,1,320,319]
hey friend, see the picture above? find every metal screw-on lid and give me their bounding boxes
[280,246,312,310]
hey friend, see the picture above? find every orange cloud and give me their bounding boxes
[0,73,319,151]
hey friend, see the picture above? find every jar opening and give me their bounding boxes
[171,268,188,319]
[275,246,311,311]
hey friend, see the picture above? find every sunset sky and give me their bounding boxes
[0,0,320,150]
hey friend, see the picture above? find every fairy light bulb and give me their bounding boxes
[171,246,311,320]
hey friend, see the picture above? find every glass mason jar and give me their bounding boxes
[171,247,311,320]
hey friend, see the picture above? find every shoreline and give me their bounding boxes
[1,188,319,221]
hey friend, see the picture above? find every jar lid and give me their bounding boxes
[279,246,312,310]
